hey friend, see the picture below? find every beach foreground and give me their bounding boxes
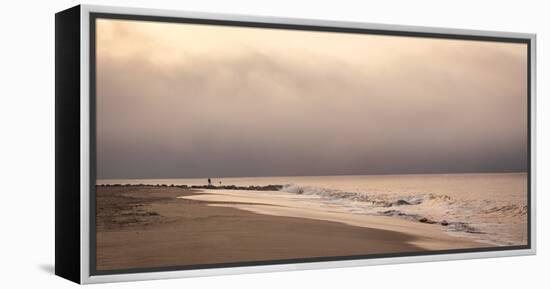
[96,186,487,271]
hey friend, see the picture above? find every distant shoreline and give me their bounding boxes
[96,183,284,191]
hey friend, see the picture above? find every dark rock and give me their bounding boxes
[419,217,436,224]
[380,210,399,216]
[97,183,284,192]
[393,199,411,206]
[441,220,449,226]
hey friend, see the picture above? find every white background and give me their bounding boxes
[0,0,547,288]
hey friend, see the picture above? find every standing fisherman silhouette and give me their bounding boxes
[208,178,212,186]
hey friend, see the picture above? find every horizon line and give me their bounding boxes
[96,170,528,181]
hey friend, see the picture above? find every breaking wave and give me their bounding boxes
[482,204,528,217]
[279,183,527,240]
[281,183,452,207]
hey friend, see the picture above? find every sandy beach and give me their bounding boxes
[96,185,486,271]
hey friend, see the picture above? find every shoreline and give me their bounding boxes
[96,186,458,271]
[179,189,489,251]
[95,183,526,245]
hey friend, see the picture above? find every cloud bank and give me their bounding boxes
[95,19,528,179]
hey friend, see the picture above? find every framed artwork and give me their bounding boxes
[55,4,536,284]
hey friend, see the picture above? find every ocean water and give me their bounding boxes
[98,173,528,246]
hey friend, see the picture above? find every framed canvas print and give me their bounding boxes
[55,4,536,284]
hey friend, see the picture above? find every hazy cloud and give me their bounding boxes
[96,19,528,179]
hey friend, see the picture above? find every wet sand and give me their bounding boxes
[96,186,484,271]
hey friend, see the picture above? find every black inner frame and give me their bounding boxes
[89,12,532,276]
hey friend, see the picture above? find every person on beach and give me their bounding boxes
[208,178,212,186]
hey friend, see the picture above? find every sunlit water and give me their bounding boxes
[98,173,528,246]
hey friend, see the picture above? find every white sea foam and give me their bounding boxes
[277,176,527,246]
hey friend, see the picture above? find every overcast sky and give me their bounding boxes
[95,19,528,180]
